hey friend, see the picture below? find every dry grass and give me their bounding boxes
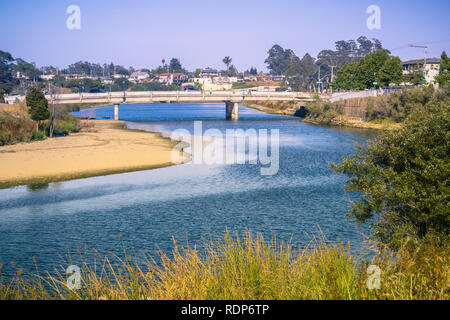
[0,102,36,145]
[0,102,29,116]
[1,230,448,300]
[243,101,298,116]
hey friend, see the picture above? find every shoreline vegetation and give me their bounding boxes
[243,100,299,116]
[0,119,188,189]
[304,87,449,130]
[0,230,448,300]
[245,87,448,131]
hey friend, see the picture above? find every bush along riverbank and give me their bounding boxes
[303,87,449,130]
[0,95,80,146]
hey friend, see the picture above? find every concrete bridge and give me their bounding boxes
[47,90,314,120]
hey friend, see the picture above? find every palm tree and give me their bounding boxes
[222,56,232,71]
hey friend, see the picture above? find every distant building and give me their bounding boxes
[101,78,114,85]
[271,74,286,81]
[4,94,24,104]
[113,74,129,79]
[64,74,96,80]
[402,58,441,86]
[243,73,257,81]
[14,72,29,80]
[158,73,188,85]
[256,74,272,82]
[129,71,150,83]
[193,76,238,91]
[200,68,219,78]
[40,74,55,81]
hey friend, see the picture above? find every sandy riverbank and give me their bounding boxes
[0,120,188,189]
[243,102,298,116]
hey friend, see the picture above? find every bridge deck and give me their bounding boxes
[46,91,314,104]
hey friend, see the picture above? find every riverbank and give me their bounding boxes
[242,101,298,116]
[0,120,188,189]
[303,88,450,131]
[302,117,402,130]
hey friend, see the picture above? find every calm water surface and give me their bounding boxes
[0,104,376,275]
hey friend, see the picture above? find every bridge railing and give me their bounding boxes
[42,90,315,104]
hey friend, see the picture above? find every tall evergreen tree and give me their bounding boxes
[169,58,183,73]
[26,87,50,131]
[436,51,450,88]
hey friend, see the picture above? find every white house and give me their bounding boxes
[40,74,55,81]
[4,94,25,104]
[193,76,238,91]
[402,58,441,86]
[129,71,150,83]
[157,73,188,85]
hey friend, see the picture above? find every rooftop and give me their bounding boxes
[402,58,441,65]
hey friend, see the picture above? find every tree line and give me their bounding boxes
[1,36,449,98]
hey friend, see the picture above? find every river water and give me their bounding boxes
[0,103,376,275]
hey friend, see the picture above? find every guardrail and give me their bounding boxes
[329,89,402,102]
[43,91,315,104]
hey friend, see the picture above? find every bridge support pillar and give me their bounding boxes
[114,104,119,120]
[225,101,239,121]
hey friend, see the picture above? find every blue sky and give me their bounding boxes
[1,0,449,72]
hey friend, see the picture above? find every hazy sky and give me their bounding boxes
[1,0,449,72]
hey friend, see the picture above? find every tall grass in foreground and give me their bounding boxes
[0,231,448,300]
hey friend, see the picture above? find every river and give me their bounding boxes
[0,103,376,276]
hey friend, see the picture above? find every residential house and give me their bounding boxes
[113,74,130,79]
[256,74,272,82]
[129,71,150,83]
[243,73,257,81]
[200,68,219,78]
[158,73,188,85]
[40,74,55,81]
[271,74,286,81]
[402,58,441,86]
[193,76,238,91]
[64,74,97,80]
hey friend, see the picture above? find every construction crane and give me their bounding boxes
[408,44,428,88]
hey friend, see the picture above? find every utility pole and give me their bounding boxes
[330,65,336,93]
[318,65,321,93]
[408,44,428,88]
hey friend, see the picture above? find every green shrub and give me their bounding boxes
[31,130,46,141]
[53,120,77,135]
[0,130,12,145]
[331,98,450,248]
[306,87,450,125]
